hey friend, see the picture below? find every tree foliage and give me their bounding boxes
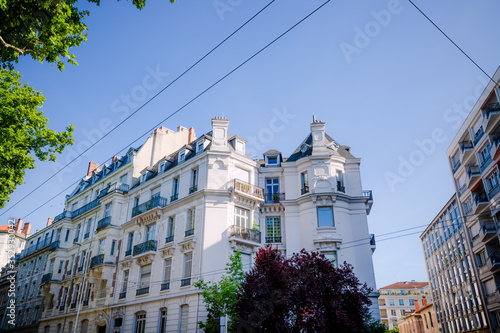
[234,247,374,333]
[0,69,74,208]
[194,250,244,333]
[0,0,176,71]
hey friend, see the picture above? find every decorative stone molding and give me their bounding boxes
[231,193,261,208]
[260,205,285,214]
[311,194,336,205]
[120,260,132,269]
[178,238,196,253]
[160,243,176,257]
[135,253,155,266]
[313,237,342,250]
[134,211,161,227]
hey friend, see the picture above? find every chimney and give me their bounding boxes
[414,299,420,312]
[111,155,118,163]
[87,161,99,177]
[310,120,328,155]
[47,217,55,227]
[188,127,196,143]
[210,117,230,152]
[22,222,31,235]
[15,218,23,233]
[422,295,427,306]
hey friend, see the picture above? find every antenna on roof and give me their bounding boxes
[312,115,316,122]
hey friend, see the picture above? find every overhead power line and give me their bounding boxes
[0,0,277,218]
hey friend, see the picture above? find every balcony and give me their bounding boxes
[133,240,157,256]
[70,302,77,309]
[54,210,71,223]
[125,249,132,257]
[131,197,168,218]
[59,305,65,311]
[119,292,126,299]
[83,300,89,306]
[491,134,500,160]
[136,287,149,296]
[161,282,170,291]
[480,222,498,243]
[181,278,191,287]
[41,273,54,285]
[452,161,462,174]
[363,190,373,214]
[480,154,492,172]
[229,179,264,200]
[484,102,500,132]
[98,182,130,198]
[72,199,100,219]
[472,192,489,214]
[84,232,90,239]
[337,184,345,193]
[96,216,112,233]
[165,235,174,244]
[460,140,474,164]
[90,254,104,269]
[466,166,481,188]
[171,193,179,202]
[19,237,52,259]
[185,229,194,237]
[488,252,500,273]
[473,126,485,146]
[228,225,261,244]
[264,193,285,204]
[266,236,282,243]
[189,186,198,194]
[49,240,60,252]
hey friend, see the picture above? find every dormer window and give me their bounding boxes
[140,172,147,183]
[197,140,205,154]
[159,161,166,174]
[263,149,282,167]
[229,135,246,154]
[179,150,186,163]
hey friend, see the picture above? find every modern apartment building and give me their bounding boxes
[377,281,430,329]
[445,66,500,332]
[13,118,378,333]
[421,195,488,333]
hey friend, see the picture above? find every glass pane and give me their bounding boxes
[317,207,334,227]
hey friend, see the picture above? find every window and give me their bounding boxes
[127,232,134,253]
[487,169,500,192]
[479,145,491,165]
[49,259,55,274]
[111,240,116,256]
[151,188,160,199]
[409,299,415,306]
[139,264,152,290]
[265,178,279,203]
[317,207,334,227]
[451,151,460,169]
[179,151,185,163]
[182,253,193,286]
[389,299,394,306]
[80,251,87,270]
[122,271,129,293]
[478,250,487,267]
[85,219,92,236]
[72,202,78,211]
[190,168,198,192]
[163,258,172,290]
[266,217,281,243]
[167,216,175,241]
[179,305,189,333]
[159,309,167,333]
[429,313,434,327]
[300,172,309,194]
[197,140,204,153]
[105,203,112,217]
[391,309,396,316]
[140,173,147,183]
[135,313,146,333]
[187,209,195,234]
[399,299,404,306]
[241,252,252,273]
[159,162,166,173]
[146,224,156,241]
[58,261,63,274]
[172,178,179,196]
[55,228,62,241]
[133,197,139,208]
[336,170,344,192]
[235,207,250,229]
[266,156,279,166]
[65,230,70,242]
[120,173,128,185]
[99,239,106,255]
[321,251,337,268]
[75,224,81,241]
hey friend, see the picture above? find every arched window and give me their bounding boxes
[158,308,167,333]
[179,305,189,333]
[135,312,146,333]
[81,319,89,333]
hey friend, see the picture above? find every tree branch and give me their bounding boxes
[0,33,26,55]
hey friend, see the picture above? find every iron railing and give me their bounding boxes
[41,273,53,285]
[185,229,194,237]
[181,278,191,287]
[189,186,198,194]
[264,193,285,204]
[119,292,126,299]
[265,236,282,243]
[133,240,157,256]
[125,249,132,257]
[165,235,174,243]
[170,193,179,202]
[19,237,52,258]
[131,197,168,217]
[228,225,261,243]
[370,234,376,246]
[337,184,345,192]
[459,140,474,152]
[49,240,60,251]
[301,185,309,195]
[363,190,373,200]
[90,254,104,269]
[96,216,112,232]
[136,287,149,296]
[72,199,100,219]
[98,182,130,198]
[161,282,170,291]
[473,126,485,145]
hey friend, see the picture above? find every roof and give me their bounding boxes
[263,149,282,156]
[286,133,355,162]
[379,281,429,290]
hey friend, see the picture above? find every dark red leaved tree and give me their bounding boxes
[234,247,372,333]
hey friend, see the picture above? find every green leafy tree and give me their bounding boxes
[194,250,244,333]
[0,68,74,208]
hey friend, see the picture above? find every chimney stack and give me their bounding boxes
[310,120,328,155]
[22,222,31,235]
[422,295,427,306]
[414,299,420,312]
[87,161,99,177]
[188,127,196,143]
[210,117,230,152]
[47,217,55,227]
[15,218,22,233]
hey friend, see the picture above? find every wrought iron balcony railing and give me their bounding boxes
[72,199,100,219]
[228,225,261,243]
[136,287,149,296]
[370,234,376,246]
[125,249,132,257]
[473,126,485,145]
[229,179,264,199]
[265,236,282,243]
[363,190,373,200]
[119,292,127,299]
[165,235,174,243]
[264,193,285,204]
[133,240,157,256]
[181,278,191,287]
[96,216,112,232]
[41,273,53,285]
[90,254,104,269]
[301,185,309,195]
[189,186,198,194]
[83,300,89,306]
[337,184,345,193]
[98,182,130,198]
[171,193,179,202]
[185,229,194,237]
[49,240,60,251]
[131,197,168,217]
[161,282,170,291]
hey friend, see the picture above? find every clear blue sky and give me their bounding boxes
[3,0,500,289]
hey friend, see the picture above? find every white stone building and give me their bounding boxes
[24,118,378,333]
